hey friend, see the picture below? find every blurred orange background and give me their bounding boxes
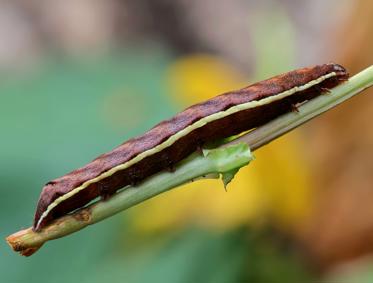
[1,0,372,282]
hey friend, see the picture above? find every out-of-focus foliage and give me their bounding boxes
[302,0,373,268]
[1,0,373,282]
[325,257,373,283]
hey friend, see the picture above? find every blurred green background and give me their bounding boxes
[1,1,373,282]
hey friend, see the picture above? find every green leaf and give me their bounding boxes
[221,167,240,189]
[206,142,253,174]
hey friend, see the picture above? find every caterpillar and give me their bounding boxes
[33,63,348,231]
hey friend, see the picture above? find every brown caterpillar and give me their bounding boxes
[33,63,348,231]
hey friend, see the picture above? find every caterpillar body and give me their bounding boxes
[33,63,348,231]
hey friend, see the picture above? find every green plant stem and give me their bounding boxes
[6,143,253,256]
[6,65,373,256]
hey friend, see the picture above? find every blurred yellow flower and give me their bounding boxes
[129,54,314,234]
[166,54,245,104]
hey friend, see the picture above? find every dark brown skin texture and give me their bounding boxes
[34,63,348,231]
